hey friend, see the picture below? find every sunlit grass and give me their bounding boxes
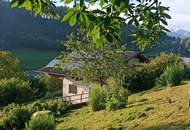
[56,84,190,130]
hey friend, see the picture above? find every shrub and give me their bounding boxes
[124,53,181,93]
[27,101,48,114]
[184,63,190,79]
[46,99,71,115]
[0,99,70,130]
[27,100,70,116]
[106,79,128,111]
[89,79,128,111]
[89,84,107,112]
[39,75,62,93]
[3,103,21,113]
[25,113,55,130]
[0,116,8,130]
[156,63,184,87]
[44,91,62,99]
[4,100,70,118]
[0,77,33,106]
[124,65,156,93]
[145,53,181,77]
[5,107,31,130]
[28,77,47,99]
[0,51,24,79]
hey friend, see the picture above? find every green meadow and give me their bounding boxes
[12,49,60,70]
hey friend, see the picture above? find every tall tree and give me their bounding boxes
[0,51,24,79]
[59,30,127,85]
[9,0,171,51]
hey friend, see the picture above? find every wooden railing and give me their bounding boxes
[54,93,89,104]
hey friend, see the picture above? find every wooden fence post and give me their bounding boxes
[69,96,71,103]
[80,94,82,103]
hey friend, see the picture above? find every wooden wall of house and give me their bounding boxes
[62,78,90,97]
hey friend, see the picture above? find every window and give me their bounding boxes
[69,84,77,94]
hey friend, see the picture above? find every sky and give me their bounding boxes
[161,0,190,31]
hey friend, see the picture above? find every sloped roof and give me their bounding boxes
[46,59,60,68]
[37,51,143,77]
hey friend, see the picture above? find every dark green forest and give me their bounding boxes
[0,1,76,51]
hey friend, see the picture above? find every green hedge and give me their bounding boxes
[124,53,181,93]
[0,99,71,130]
[0,77,33,106]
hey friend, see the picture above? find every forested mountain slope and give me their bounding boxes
[0,1,75,51]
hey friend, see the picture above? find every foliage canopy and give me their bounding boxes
[0,51,24,79]
[9,0,171,50]
[60,30,127,85]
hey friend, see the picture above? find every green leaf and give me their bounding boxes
[21,0,32,10]
[10,0,19,8]
[18,0,25,6]
[82,13,90,27]
[106,7,111,14]
[69,13,77,27]
[36,0,42,15]
[160,19,168,25]
[110,0,115,4]
[164,13,172,19]
[105,33,113,42]
[62,9,75,22]
[100,0,105,7]
[134,19,139,26]
[128,18,134,25]
[64,0,73,4]
[91,26,100,43]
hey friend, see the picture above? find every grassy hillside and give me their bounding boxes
[56,84,190,130]
[12,49,59,70]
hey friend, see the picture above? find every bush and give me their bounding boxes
[184,63,190,79]
[106,79,128,111]
[4,99,70,118]
[156,63,184,87]
[28,99,70,116]
[44,91,62,99]
[0,116,8,130]
[89,79,128,111]
[25,113,55,130]
[0,99,70,130]
[0,51,24,79]
[46,99,71,115]
[0,77,34,106]
[5,107,31,130]
[124,53,181,93]
[39,75,62,93]
[124,65,156,93]
[89,84,107,112]
[28,77,47,99]
[27,101,48,114]
[145,53,181,77]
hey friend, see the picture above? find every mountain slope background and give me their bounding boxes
[0,1,76,70]
[0,2,75,51]
[168,29,190,39]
